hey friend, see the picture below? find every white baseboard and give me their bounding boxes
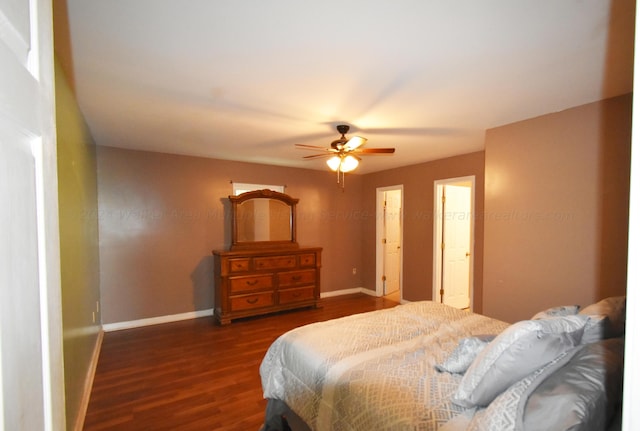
[103,309,214,332]
[320,287,377,298]
[74,329,103,431]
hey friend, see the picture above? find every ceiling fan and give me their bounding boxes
[295,124,395,187]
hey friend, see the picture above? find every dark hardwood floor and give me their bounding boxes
[83,293,399,431]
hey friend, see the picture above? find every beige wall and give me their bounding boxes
[96,147,366,323]
[362,152,486,309]
[483,94,631,323]
[55,58,102,430]
[97,146,486,324]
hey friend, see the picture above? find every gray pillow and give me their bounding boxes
[465,348,578,431]
[522,337,625,431]
[579,296,626,341]
[580,314,613,344]
[452,315,588,408]
[531,305,579,320]
[435,335,495,374]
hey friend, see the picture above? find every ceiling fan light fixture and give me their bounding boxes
[326,155,359,173]
[340,155,359,172]
[327,156,341,171]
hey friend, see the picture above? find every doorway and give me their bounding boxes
[376,186,403,298]
[433,177,475,310]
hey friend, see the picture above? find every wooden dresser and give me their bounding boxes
[212,247,322,325]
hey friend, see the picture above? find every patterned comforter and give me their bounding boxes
[260,301,508,431]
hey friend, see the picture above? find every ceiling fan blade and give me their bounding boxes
[303,153,332,159]
[343,136,367,151]
[295,143,329,149]
[355,148,396,154]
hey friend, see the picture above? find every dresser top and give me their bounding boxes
[212,246,322,257]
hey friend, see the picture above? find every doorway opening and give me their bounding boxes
[376,185,403,299]
[433,176,475,310]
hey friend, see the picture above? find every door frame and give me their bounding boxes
[376,185,404,298]
[432,176,475,310]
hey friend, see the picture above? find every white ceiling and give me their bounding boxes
[66,0,635,174]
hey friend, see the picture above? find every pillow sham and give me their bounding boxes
[579,296,626,340]
[452,315,588,408]
[531,305,579,320]
[522,337,625,431]
[465,347,578,431]
[435,335,495,374]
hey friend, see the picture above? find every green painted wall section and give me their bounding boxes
[55,57,102,430]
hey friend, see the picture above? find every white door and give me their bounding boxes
[441,185,471,309]
[376,185,403,297]
[433,178,473,310]
[383,190,402,295]
[0,0,64,429]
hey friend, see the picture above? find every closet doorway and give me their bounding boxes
[433,177,475,310]
[376,186,403,298]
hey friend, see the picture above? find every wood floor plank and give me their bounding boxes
[83,293,399,431]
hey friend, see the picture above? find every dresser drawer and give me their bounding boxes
[229,274,273,294]
[299,253,316,267]
[228,258,250,273]
[278,269,316,287]
[279,286,316,305]
[230,292,274,311]
[254,255,297,270]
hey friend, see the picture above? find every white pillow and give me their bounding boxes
[452,315,588,408]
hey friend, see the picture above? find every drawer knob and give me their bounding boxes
[246,280,259,286]
[246,297,259,304]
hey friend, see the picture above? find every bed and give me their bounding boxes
[259,297,625,431]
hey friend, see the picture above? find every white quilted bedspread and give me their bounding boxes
[260,301,508,431]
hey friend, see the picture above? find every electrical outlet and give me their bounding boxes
[352,267,357,275]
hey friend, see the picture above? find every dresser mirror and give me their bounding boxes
[229,189,298,250]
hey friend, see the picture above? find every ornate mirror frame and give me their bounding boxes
[229,189,299,250]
